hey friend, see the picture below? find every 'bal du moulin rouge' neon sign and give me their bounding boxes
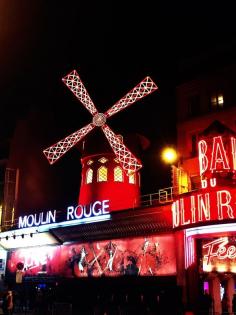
[172,135,236,229]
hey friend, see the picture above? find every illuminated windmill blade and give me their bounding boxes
[102,124,142,174]
[43,123,95,164]
[62,70,98,116]
[105,77,158,118]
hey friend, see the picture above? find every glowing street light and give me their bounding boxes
[161,147,178,164]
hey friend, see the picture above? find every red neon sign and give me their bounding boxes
[172,187,236,228]
[198,136,236,176]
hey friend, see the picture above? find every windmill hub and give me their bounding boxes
[93,113,106,127]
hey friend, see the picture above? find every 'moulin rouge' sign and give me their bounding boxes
[18,200,110,229]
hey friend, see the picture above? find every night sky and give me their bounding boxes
[1,2,236,212]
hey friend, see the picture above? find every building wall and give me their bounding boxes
[175,63,236,313]
[176,63,236,189]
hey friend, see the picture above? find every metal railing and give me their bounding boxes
[140,186,174,207]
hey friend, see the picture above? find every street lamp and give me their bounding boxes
[161,147,178,165]
[159,146,178,201]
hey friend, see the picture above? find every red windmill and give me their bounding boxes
[44,70,158,211]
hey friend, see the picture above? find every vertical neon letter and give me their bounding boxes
[210,136,230,171]
[217,190,234,220]
[198,140,208,176]
[231,137,236,170]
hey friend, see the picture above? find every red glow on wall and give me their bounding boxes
[79,154,140,211]
[6,235,176,278]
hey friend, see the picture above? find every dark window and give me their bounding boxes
[191,134,197,157]
[188,95,200,117]
[191,175,201,190]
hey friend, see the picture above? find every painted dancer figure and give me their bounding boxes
[138,239,150,274]
[78,246,87,272]
[105,241,117,272]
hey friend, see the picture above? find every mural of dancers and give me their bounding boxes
[7,235,176,278]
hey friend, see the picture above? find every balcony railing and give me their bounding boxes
[140,186,174,207]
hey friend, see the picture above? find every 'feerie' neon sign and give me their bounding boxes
[18,200,110,229]
[203,237,236,264]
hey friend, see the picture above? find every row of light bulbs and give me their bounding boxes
[0,233,34,241]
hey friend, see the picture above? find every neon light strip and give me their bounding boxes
[186,223,236,238]
[184,231,195,269]
[38,214,111,232]
[184,231,189,269]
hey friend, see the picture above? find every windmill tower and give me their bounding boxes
[44,70,158,211]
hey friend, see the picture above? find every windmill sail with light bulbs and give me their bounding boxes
[44,70,158,211]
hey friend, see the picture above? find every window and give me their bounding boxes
[210,93,224,109]
[86,168,93,184]
[114,166,123,182]
[87,160,94,165]
[191,134,197,157]
[98,157,108,164]
[98,166,108,182]
[129,173,135,184]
